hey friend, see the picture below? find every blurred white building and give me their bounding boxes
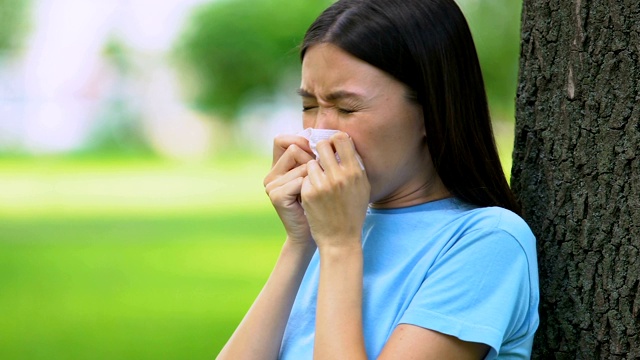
[0,0,224,159]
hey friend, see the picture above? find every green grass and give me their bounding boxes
[0,156,284,359]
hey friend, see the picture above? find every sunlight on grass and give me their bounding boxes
[0,156,272,218]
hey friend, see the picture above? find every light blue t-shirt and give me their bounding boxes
[279,198,539,359]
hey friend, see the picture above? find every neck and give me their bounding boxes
[370,174,451,209]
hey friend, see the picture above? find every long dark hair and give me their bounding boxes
[301,0,521,215]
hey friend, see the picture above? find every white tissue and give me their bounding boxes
[297,128,365,170]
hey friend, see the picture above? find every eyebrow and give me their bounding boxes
[296,88,366,102]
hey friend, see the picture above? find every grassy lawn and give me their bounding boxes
[0,156,284,359]
[0,125,514,359]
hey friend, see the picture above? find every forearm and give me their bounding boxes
[314,243,367,360]
[217,240,315,360]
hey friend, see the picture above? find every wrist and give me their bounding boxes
[282,237,317,256]
[317,240,362,262]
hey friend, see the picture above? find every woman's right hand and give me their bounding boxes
[263,134,315,246]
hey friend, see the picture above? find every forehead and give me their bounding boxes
[300,43,400,97]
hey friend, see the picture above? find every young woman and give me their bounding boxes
[218,0,539,359]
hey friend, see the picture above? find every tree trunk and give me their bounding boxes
[512,0,640,359]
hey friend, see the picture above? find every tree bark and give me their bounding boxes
[512,0,640,359]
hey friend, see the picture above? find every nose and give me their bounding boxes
[312,106,339,130]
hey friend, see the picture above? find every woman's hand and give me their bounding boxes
[264,135,315,246]
[219,134,317,360]
[301,132,370,249]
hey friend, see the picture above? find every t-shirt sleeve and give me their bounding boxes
[398,225,534,359]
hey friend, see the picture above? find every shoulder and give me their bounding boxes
[454,205,536,257]
[408,204,539,356]
[429,203,539,305]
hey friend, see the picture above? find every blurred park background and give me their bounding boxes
[0,0,522,358]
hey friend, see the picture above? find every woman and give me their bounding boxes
[218,0,539,359]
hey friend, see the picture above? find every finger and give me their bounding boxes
[315,139,339,173]
[269,176,304,205]
[305,160,325,188]
[331,132,362,170]
[264,164,308,194]
[272,134,313,167]
[265,144,315,186]
[300,176,313,203]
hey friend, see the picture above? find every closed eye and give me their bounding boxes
[303,106,356,114]
[338,108,356,114]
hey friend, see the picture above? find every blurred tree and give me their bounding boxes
[0,0,30,56]
[513,0,640,358]
[79,36,154,157]
[175,0,522,122]
[174,0,332,120]
[461,0,523,120]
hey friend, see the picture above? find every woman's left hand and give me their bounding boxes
[300,132,370,248]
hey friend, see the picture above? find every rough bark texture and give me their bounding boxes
[512,0,640,359]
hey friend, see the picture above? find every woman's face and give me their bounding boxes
[300,43,445,207]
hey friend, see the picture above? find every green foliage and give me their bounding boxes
[0,0,30,55]
[461,0,523,120]
[176,0,523,121]
[102,36,134,75]
[174,0,332,119]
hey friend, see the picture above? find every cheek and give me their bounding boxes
[344,119,392,167]
[356,126,421,179]
[348,133,382,171]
